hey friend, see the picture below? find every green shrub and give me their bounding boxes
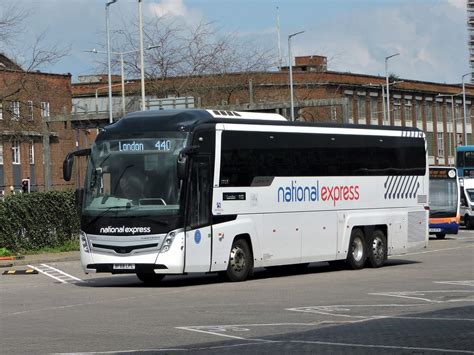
[0,190,80,253]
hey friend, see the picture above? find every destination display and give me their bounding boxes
[464,169,474,178]
[109,139,181,153]
[429,168,456,179]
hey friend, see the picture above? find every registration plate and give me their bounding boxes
[429,228,442,233]
[113,264,135,270]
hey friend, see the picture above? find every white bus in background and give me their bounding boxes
[63,109,429,283]
[460,178,474,229]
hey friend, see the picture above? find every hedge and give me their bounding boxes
[0,190,80,253]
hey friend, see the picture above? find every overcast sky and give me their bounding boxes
[1,0,470,84]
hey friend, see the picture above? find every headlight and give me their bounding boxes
[161,231,176,253]
[80,231,91,253]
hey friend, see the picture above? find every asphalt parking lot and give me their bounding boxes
[1,229,473,354]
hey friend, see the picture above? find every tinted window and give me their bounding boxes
[220,131,426,187]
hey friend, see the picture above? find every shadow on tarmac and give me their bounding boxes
[161,305,474,354]
[75,258,420,288]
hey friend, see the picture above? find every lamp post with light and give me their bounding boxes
[288,30,304,121]
[385,53,399,123]
[87,45,159,115]
[462,72,471,145]
[105,0,117,123]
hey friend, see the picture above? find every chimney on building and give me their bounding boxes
[280,55,327,72]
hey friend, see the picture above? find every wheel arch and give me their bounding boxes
[233,233,254,260]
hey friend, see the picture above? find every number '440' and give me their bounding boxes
[155,140,171,151]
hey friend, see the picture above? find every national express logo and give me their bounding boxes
[277,180,360,206]
[100,226,151,235]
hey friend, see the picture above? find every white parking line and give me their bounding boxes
[176,323,474,354]
[394,245,473,257]
[40,263,83,282]
[435,280,474,287]
[27,264,67,284]
[369,290,474,303]
[27,264,83,284]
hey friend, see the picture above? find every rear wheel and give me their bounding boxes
[367,229,387,268]
[226,239,253,282]
[136,273,165,284]
[436,233,446,239]
[346,228,366,270]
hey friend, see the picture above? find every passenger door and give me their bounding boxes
[184,156,212,272]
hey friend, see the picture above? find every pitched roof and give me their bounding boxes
[0,53,23,71]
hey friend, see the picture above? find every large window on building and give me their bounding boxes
[370,97,378,120]
[416,100,422,123]
[467,105,471,123]
[41,101,50,118]
[446,103,453,126]
[0,102,3,120]
[426,132,434,156]
[358,97,366,123]
[347,97,353,121]
[29,141,35,165]
[436,103,443,123]
[455,104,462,123]
[426,101,433,122]
[12,141,20,164]
[11,101,20,120]
[437,133,444,158]
[0,141,3,165]
[27,100,33,120]
[404,100,412,123]
[393,98,401,121]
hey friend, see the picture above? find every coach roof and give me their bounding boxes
[98,109,423,139]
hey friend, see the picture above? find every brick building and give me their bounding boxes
[71,55,474,167]
[0,54,75,195]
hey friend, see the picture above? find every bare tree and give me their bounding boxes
[93,16,275,106]
[0,4,70,127]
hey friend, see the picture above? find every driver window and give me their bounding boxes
[187,157,211,229]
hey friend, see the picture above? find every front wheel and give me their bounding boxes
[346,228,366,270]
[465,216,474,230]
[367,229,387,268]
[225,239,253,282]
[436,233,446,239]
[136,273,165,284]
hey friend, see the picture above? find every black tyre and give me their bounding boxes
[435,233,446,239]
[136,273,165,284]
[346,228,366,270]
[465,216,474,230]
[367,229,387,268]
[226,239,253,282]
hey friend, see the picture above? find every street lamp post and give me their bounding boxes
[105,0,117,124]
[288,30,304,121]
[381,84,386,122]
[88,49,138,115]
[95,83,124,114]
[462,72,471,145]
[138,0,146,111]
[87,45,159,115]
[385,53,399,123]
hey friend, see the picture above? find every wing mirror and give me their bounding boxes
[62,148,91,181]
[177,146,199,180]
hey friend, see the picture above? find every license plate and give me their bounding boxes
[429,228,441,233]
[113,264,135,270]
